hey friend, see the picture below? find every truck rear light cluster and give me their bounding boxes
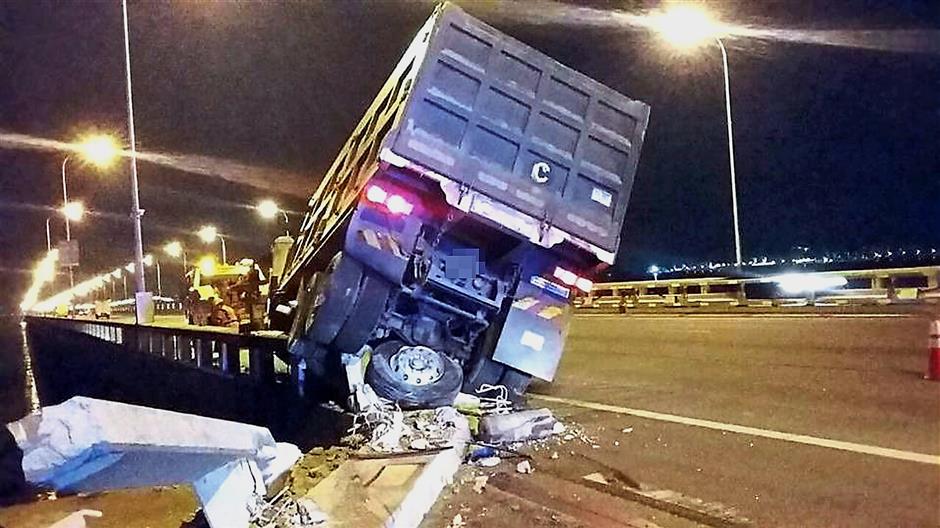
[365,184,414,216]
[553,266,593,293]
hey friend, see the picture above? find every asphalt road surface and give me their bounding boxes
[520,313,940,528]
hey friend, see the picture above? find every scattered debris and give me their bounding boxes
[550,451,559,460]
[447,513,466,528]
[621,427,634,434]
[582,472,609,485]
[476,456,501,468]
[287,447,350,497]
[472,475,488,494]
[515,460,533,474]
[478,408,560,443]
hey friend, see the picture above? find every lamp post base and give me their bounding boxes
[135,291,155,324]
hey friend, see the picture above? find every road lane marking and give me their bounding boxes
[531,394,940,466]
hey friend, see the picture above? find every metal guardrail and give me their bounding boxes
[25,316,287,383]
[578,266,940,311]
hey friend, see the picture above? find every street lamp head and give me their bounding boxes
[649,5,724,50]
[197,225,218,243]
[163,241,183,258]
[112,269,122,278]
[77,135,121,168]
[143,254,154,267]
[257,199,280,220]
[61,201,85,221]
[648,264,661,274]
[125,263,135,273]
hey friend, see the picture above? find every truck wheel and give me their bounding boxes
[331,273,391,353]
[307,254,364,345]
[366,340,463,409]
[462,314,532,404]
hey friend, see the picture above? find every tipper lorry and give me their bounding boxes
[269,3,650,408]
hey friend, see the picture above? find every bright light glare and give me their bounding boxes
[553,266,578,286]
[648,5,723,50]
[197,225,218,243]
[61,201,85,221]
[575,277,594,293]
[19,250,60,311]
[257,199,280,219]
[774,273,848,294]
[164,241,183,258]
[78,135,120,168]
[198,256,216,276]
[111,269,122,278]
[366,185,388,204]
[385,195,413,215]
[143,254,154,266]
[125,263,135,273]
[648,264,660,274]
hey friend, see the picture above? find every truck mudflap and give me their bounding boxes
[490,276,573,382]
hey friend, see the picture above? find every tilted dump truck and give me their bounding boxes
[269,3,650,408]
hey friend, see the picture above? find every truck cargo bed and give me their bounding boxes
[284,3,649,289]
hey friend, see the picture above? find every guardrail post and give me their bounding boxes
[220,341,240,375]
[736,283,747,306]
[249,345,275,383]
[195,339,212,369]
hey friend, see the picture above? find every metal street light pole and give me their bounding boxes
[121,0,148,319]
[45,217,52,252]
[60,156,76,287]
[218,235,228,264]
[716,37,743,268]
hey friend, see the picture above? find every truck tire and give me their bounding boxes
[462,313,532,404]
[307,254,364,345]
[331,273,391,353]
[366,340,463,409]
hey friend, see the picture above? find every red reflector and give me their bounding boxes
[365,185,387,203]
[553,266,577,286]
[385,194,414,215]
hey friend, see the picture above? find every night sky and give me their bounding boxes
[1,0,938,311]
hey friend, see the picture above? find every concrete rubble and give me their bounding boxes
[6,396,301,528]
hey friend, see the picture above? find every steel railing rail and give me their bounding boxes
[578,265,940,311]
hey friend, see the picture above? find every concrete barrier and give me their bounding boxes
[7,397,300,528]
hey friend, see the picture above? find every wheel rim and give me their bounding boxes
[389,345,445,386]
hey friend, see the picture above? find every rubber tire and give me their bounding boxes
[366,340,463,409]
[462,312,532,405]
[331,273,392,354]
[307,254,364,345]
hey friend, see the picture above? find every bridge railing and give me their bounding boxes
[25,316,286,383]
[577,265,940,311]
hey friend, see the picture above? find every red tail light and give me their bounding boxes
[385,194,414,215]
[364,185,414,216]
[553,266,593,293]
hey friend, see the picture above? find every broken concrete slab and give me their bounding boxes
[304,409,470,528]
[6,397,301,528]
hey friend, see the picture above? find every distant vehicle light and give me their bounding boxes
[774,273,847,294]
[575,277,593,292]
[553,266,578,286]
[385,195,414,215]
[366,185,388,204]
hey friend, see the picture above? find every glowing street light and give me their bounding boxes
[649,5,742,268]
[61,201,85,222]
[648,264,661,281]
[76,135,121,168]
[197,225,227,264]
[163,240,188,270]
[257,199,291,235]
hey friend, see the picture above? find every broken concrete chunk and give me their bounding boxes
[582,472,609,485]
[515,460,533,474]
[472,475,488,494]
[478,408,559,444]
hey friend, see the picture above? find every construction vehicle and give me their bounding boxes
[269,3,650,408]
[186,258,267,329]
